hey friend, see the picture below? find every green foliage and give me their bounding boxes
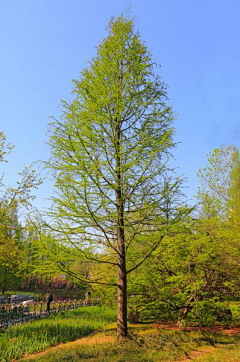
[47,14,179,279]
[0,131,44,293]
[229,302,240,322]
[188,300,233,326]
[125,145,240,326]
[0,132,13,164]
[127,215,240,325]
[45,15,188,337]
[197,145,240,218]
[227,148,240,224]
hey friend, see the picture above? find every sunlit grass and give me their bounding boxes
[194,341,240,361]
[22,325,240,362]
[0,306,116,362]
[1,304,239,362]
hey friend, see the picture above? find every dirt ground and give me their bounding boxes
[153,323,240,335]
[22,334,116,361]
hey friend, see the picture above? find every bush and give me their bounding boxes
[188,300,233,326]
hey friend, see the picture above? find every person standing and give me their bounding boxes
[84,290,91,306]
[46,291,53,313]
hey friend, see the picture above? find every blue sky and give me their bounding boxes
[0,0,240,210]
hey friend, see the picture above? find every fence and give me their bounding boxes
[0,299,84,330]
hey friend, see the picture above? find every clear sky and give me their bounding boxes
[0,0,240,211]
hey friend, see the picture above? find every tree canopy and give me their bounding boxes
[47,15,186,338]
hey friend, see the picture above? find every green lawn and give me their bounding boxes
[0,306,116,362]
[23,326,240,362]
[190,341,240,361]
[1,305,240,362]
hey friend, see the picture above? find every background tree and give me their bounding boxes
[0,132,43,293]
[125,146,240,326]
[197,145,238,217]
[227,147,240,224]
[47,15,185,338]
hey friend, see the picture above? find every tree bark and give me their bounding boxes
[117,242,128,338]
[116,185,128,339]
[115,113,128,339]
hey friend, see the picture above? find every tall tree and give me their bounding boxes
[47,16,182,338]
[196,145,240,314]
[227,148,240,224]
[197,145,238,218]
[0,132,42,293]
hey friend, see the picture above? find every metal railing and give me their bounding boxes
[0,299,84,330]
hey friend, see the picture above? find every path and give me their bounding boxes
[176,345,217,361]
[176,343,237,361]
[155,324,240,361]
[21,333,116,361]
[153,323,240,335]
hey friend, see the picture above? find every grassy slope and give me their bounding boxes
[0,306,116,362]
[193,342,240,361]
[22,325,240,362]
[1,305,240,362]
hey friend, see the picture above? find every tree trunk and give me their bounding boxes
[116,164,128,338]
[117,240,128,338]
[115,112,128,339]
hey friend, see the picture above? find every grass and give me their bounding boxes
[22,325,240,362]
[193,341,240,361]
[1,304,240,361]
[0,306,116,362]
[230,301,240,323]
